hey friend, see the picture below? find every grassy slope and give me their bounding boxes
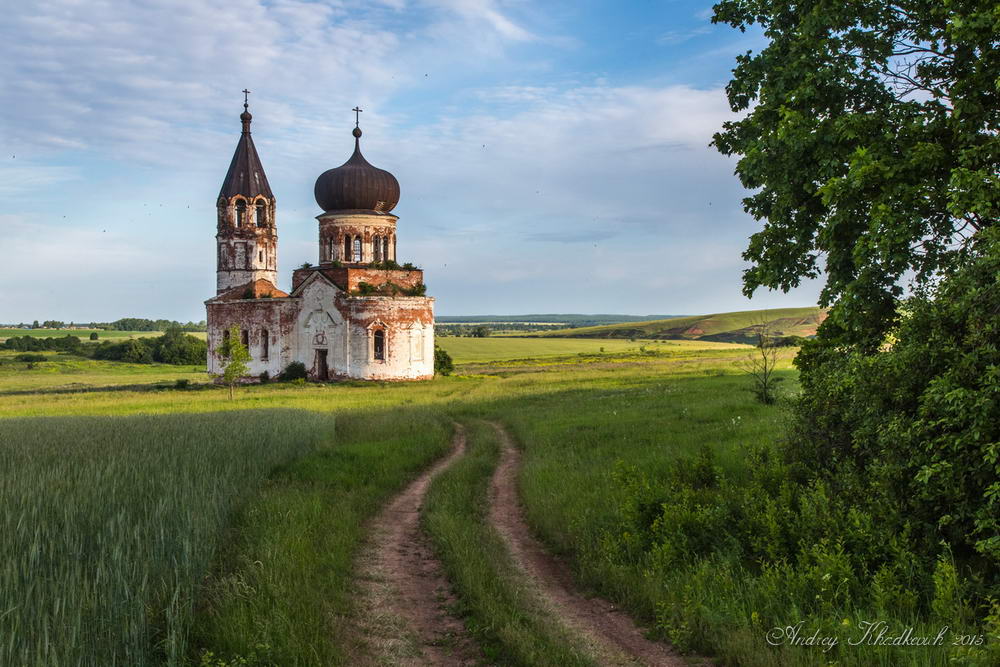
[535,306,824,342]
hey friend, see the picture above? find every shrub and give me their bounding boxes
[279,361,308,381]
[403,282,427,296]
[434,346,453,376]
[792,227,1000,598]
[89,332,99,341]
[174,379,190,390]
[259,371,270,384]
[15,353,47,363]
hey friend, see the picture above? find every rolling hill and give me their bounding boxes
[534,307,826,344]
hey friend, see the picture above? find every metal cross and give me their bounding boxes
[352,106,363,127]
[243,89,251,109]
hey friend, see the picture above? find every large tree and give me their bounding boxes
[712,0,999,347]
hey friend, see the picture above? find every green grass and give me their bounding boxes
[0,411,333,667]
[3,339,993,665]
[0,328,168,341]
[192,408,451,666]
[0,350,205,392]
[422,421,595,666]
[535,306,824,342]
[436,336,747,363]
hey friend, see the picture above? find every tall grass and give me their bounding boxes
[191,408,452,665]
[0,410,333,666]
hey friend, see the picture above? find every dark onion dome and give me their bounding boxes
[314,127,400,213]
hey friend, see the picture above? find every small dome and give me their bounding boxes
[314,128,400,213]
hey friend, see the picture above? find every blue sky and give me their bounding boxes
[0,0,821,322]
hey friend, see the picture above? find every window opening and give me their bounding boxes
[256,202,266,227]
[373,329,385,361]
[261,329,269,360]
[235,200,246,227]
[353,237,362,263]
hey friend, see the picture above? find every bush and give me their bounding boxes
[15,353,47,363]
[89,332,99,341]
[434,346,453,376]
[279,361,308,381]
[92,330,206,366]
[174,379,190,390]
[259,371,270,384]
[792,227,1000,597]
[403,282,427,296]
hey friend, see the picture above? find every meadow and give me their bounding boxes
[1,337,995,665]
[0,329,168,341]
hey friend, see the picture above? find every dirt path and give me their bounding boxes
[488,422,692,667]
[352,424,480,666]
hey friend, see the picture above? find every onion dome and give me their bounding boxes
[314,126,400,213]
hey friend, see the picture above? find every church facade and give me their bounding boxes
[205,100,435,381]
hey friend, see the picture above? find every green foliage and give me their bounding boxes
[278,361,307,381]
[89,332,98,341]
[218,326,250,399]
[92,329,207,365]
[0,410,330,666]
[3,334,83,353]
[403,282,427,296]
[792,228,1000,585]
[434,345,454,376]
[174,379,190,390]
[712,1,1000,346]
[355,281,377,296]
[471,325,491,338]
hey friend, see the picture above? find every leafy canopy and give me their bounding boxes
[712,0,999,345]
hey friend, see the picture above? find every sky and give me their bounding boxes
[0,0,822,322]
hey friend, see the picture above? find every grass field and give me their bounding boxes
[535,306,825,342]
[435,336,746,363]
[0,336,994,665]
[0,328,169,341]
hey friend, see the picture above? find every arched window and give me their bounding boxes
[353,237,362,263]
[235,200,246,227]
[383,237,390,262]
[344,236,352,262]
[373,235,382,262]
[256,202,266,227]
[373,329,385,361]
[261,329,269,360]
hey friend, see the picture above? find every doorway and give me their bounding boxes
[315,349,329,381]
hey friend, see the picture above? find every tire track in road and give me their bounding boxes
[353,423,480,666]
[488,421,695,667]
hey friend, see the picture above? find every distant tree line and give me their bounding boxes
[435,325,494,337]
[3,328,206,365]
[9,318,207,332]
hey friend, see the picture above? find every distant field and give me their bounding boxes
[2,329,160,341]
[434,336,746,364]
[535,306,825,343]
[0,329,207,342]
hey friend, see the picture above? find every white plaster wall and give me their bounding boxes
[293,279,347,378]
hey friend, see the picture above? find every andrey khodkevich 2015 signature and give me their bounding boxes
[765,620,987,653]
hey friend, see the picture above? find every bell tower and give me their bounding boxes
[216,91,278,294]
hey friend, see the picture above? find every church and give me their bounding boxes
[205,97,435,381]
